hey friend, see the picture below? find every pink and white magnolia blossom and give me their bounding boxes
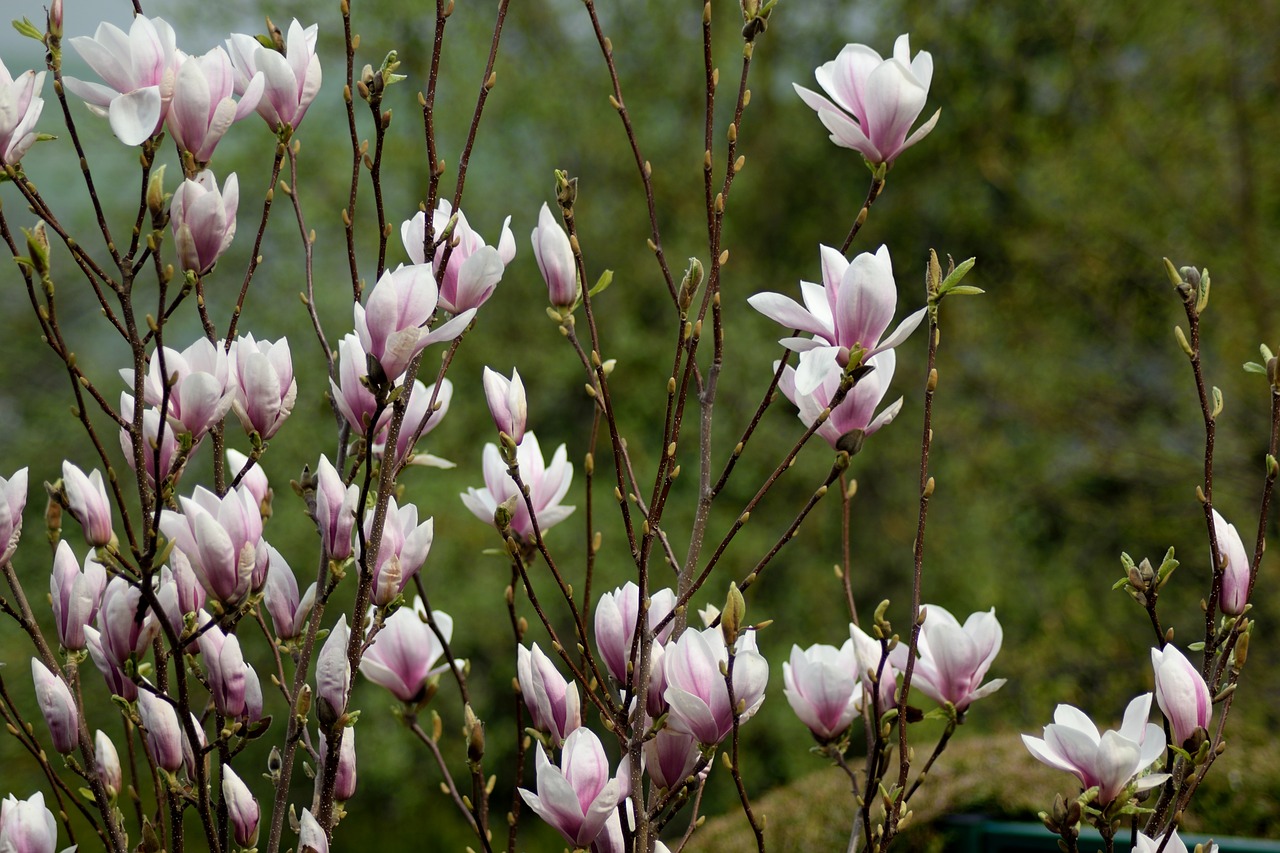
[460,431,575,538]
[0,467,27,564]
[196,618,254,718]
[777,349,902,450]
[95,730,122,799]
[318,728,357,802]
[1151,645,1212,746]
[230,333,296,439]
[330,334,381,434]
[221,765,260,848]
[793,34,939,166]
[1211,508,1251,616]
[63,16,180,145]
[298,808,328,853]
[31,659,78,754]
[225,20,321,131]
[663,627,769,746]
[401,199,515,314]
[138,689,184,774]
[1134,831,1191,853]
[314,455,357,561]
[518,728,627,850]
[61,460,113,547]
[593,582,677,687]
[517,642,581,747]
[482,367,527,445]
[889,604,1005,712]
[1022,693,1167,805]
[375,378,454,468]
[850,622,899,714]
[315,615,351,725]
[159,484,268,607]
[95,576,160,665]
[168,47,263,163]
[122,337,234,440]
[356,497,433,607]
[49,539,107,650]
[119,395,182,486]
[170,170,239,275]
[783,640,862,742]
[355,263,474,385]
[644,727,702,792]
[262,547,315,640]
[531,202,578,309]
[84,626,136,700]
[362,600,453,704]
[0,60,45,165]
[749,244,926,395]
[0,792,58,853]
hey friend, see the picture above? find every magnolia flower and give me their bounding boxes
[460,431,575,539]
[482,367,527,445]
[159,485,267,607]
[644,727,701,792]
[0,792,58,853]
[357,497,434,607]
[355,263,474,385]
[663,627,769,746]
[119,395,182,486]
[749,244,925,395]
[196,619,252,718]
[96,730,122,799]
[262,547,316,640]
[49,540,107,650]
[226,449,270,513]
[531,202,578,308]
[1022,693,1167,804]
[1151,645,1211,746]
[298,808,328,853]
[517,643,581,746]
[84,626,136,700]
[32,659,78,754]
[94,577,159,667]
[0,60,45,164]
[168,47,263,163]
[518,728,626,849]
[226,20,321,131]
[1211,508,1251,616]
[64,16,180,145]
[362,600,453,703]
[314,455,358,561]
[230,333,296,439]
[330,334,381,434]
[316,615,351,726]
[778,349,902,450]
[783,640,862,741]
[170,170,239,275]
[401,199,515,314]
[1134,831,1191,853]
[155,556,205,638]
[0,467,26,565]
[794,34,939,166]
[61,460,113,547]
[221,766,260,847]
[889,604,1005,712]
[138,689,184,774]
[122,337,234,440]
[375,378,454,468]
[593,582,677,686]
[318,728,357,802]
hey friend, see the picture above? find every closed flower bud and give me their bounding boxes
[0,467,27,564]
[517,643,581,747]
[482,367,527,445]
[314,455,357,562]
[1151,645,1211,747]
[531,203,577,309]
[138,689,184,774]
[1211,509,1251,616]
[31,658,78,754]
[263,547,316,640]
[226,449,270,514]
[95,730,122,799]
[49,540,107,650]
[316,615,351,728]
[298,808,328,853]
[318,728,357,802]
[196,619,249,718]
[60,461,113,547]
[221,765,260,847]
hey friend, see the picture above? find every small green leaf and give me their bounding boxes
[943,285,985,297]
[1244,361,1267,374]
[937,257,977,293]
[589,269,613,297]
[12,18,42,41]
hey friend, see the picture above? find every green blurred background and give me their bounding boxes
[1,0,1278,848]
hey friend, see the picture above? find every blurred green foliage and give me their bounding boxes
[1,0,1278,849]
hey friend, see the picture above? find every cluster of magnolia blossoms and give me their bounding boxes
[1023,644,1211,807]
[0,792,68,853]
